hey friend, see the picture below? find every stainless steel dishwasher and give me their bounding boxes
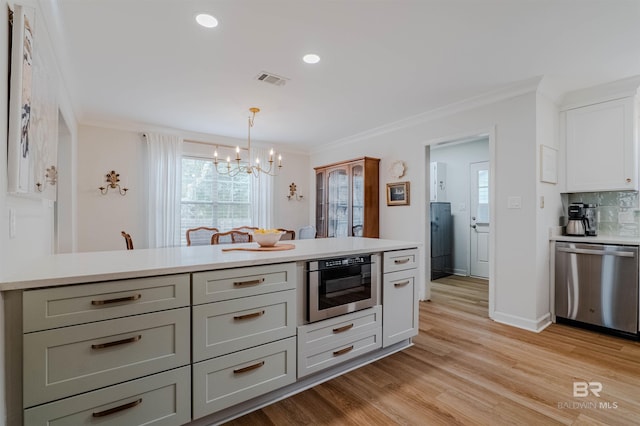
[555,242,639,336]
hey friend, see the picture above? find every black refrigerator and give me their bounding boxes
[430,202,453,280]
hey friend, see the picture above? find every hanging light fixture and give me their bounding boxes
[213,107,282,177]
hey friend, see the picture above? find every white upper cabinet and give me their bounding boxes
[563,78,640,193]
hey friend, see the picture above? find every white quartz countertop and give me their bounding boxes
[0,237,420,291]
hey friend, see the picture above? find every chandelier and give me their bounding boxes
[213,107,282,177]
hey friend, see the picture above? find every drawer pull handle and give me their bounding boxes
[92,398,142,417]
[394,280,411,287]
[91,335,142,350]
[233,278,265,287]
[234,361,265,374]
[91,294,141,305]
[333,324,354,334]
[333,345,354,357]
[234,310,265,320]
[394,258,411,264]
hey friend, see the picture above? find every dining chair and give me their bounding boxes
[186,226,219,246]
[211,230,253,244]
[121,231,134,250]
[278,228,295,240]
[298,225,317,239]
[231,226,259,233]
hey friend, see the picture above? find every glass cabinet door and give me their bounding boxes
[315,170,326,237]
[327,167,349,237]
[351,163,364,236]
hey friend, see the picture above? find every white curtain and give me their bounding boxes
[146,132,183,247]
[250,146,274,228]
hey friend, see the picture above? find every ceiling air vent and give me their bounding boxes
[255,71,289,86]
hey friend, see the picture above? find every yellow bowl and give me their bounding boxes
[253,231,284,247]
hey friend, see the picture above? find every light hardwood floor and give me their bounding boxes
[224,276,640,425]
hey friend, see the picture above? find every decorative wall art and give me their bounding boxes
[7,4,59,200]
[386,181,410,206]
[7,4,34,194]
[388,160,406,179]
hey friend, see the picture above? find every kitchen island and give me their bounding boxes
[2,237,422,426]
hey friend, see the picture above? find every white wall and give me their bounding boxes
[431,138,490,276]
[273,153,311,234]
[77,124,311,251]
[310,83,550,331]
[535,91,563,321]
[77,126,146,251]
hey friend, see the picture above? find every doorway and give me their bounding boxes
[427,134,492,314]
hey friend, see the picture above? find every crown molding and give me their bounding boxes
[312,76,544,154]
[79,119,309,155]
[560,74,640,111]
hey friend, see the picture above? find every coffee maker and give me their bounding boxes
[566,203,598,236]
[566,203,587,236]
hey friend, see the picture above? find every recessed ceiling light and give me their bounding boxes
[196,13,218,28]
[303,54,321,64]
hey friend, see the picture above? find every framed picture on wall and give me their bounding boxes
[540,145,557,184]
[386,181,410,206]
[7,4,35,194]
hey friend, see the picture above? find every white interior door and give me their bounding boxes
[470,161,489,278]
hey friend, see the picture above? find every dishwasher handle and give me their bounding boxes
[557,247,637,257]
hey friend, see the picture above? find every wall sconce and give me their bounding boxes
[287,182,304,201]
[36,166,58,192]
[99,170,128,195]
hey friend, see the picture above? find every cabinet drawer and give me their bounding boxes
[23,274,190,332]
[297,306,381,350]
[383,249,418,273]
[24,308,190,407]
[298,328,382,378]
[192,290,296,361]
[192,263,296,304]
[193,337,296,419]
[24,366,191,426]
[383,269,418,348]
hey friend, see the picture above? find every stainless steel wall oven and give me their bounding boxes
[306,254,379,322]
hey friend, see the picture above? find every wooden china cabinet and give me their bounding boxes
[314,157,380,238]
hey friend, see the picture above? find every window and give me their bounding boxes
[180,156,251,245]
[476,169,489,223]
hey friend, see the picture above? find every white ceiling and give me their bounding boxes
[46,0,640,150]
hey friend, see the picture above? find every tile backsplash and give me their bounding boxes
[567,191,640,237]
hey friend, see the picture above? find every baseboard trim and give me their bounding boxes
[491,311,552,333]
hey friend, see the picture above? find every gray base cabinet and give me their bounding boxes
[24,308,190,407]
[24,366,191,426]
[193,337,296,418]
[297,306,382,377]
[7,247,420,425]
[17,274,192,425]
[191,263,298,421]
[382,249,419,347]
